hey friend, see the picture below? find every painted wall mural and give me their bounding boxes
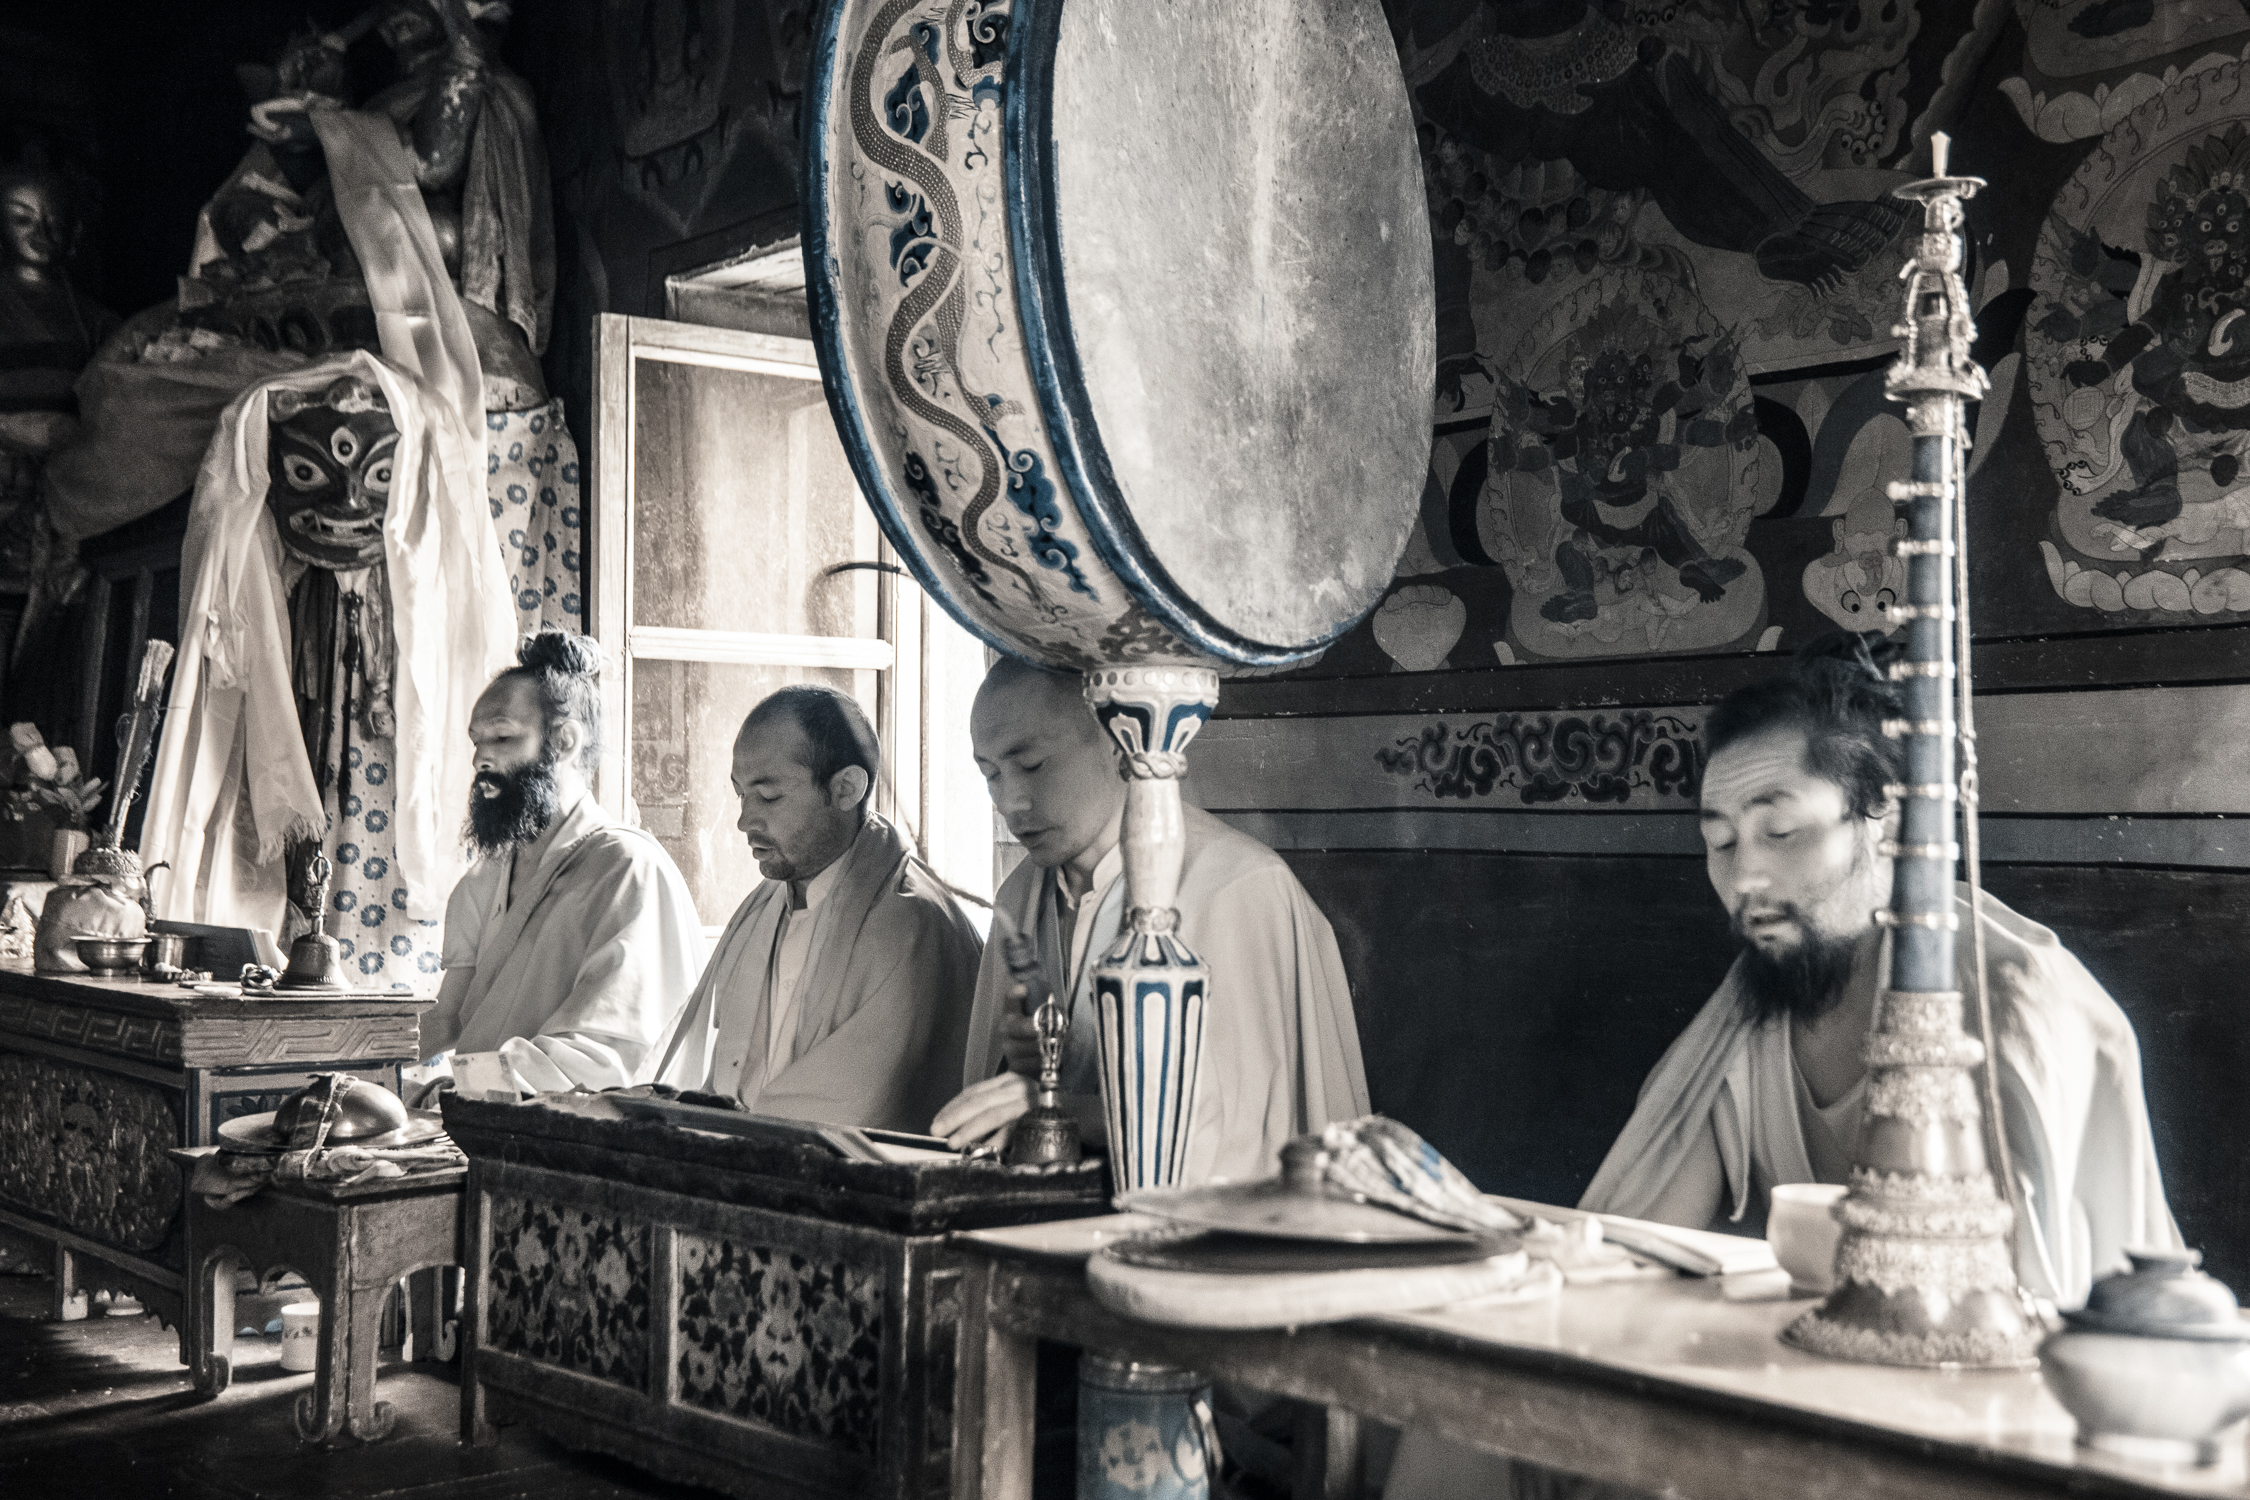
[1482,269,1766,657]
[2027,64,2250,616]
[500,0,2250,670]
[1375,710,1704,804]
[515,0,818,444]
[1284,0,2250,676]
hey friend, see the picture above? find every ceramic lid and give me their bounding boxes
[2065,1248,2250,1342]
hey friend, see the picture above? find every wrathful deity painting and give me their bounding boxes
[2027,69,2250,616]
[1295,0,2250,676]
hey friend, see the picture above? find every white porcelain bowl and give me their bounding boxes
[1768,1183,1849,1296]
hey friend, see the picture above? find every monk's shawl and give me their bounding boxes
[140,351,511,933]
[1581,886,2180,1307]
[653,814,984,1131]
[1386,888,2184,1500]
[424,791,703,1084]
[963,805,1370,1186]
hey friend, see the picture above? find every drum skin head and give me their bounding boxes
[1020,0,1435,658]
[807,0,1433,669]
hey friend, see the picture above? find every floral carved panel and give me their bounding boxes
[486,1193,649,1391]
[0,1051,182,1251]
[674,1233,884,1453]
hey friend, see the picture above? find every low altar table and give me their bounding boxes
[0,960,430,1327]
[441,1093,1108,1500]
[951,1218,2250,1500]
[171,1145,465,1443]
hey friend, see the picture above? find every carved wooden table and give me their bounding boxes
[442,1093,1109,1500]
[0,961,429,1329]
[952,1218,2250,1500]
[171,1147,465,1442]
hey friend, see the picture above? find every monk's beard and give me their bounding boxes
[465,751,561,857]
[1734,904,1860,1027]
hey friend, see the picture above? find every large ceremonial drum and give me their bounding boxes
[805,0,1435,670]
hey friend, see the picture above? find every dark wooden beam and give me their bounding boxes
[1217,626,2250,718]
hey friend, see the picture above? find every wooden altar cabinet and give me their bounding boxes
[441,1093,1107,1500]
[951,1218,2250,1500]
[0,960,429,1327]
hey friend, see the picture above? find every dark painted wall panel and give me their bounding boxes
[1981,865,2250,1296]
[1285,850,2250,1292]
[1282,852,1734,1213]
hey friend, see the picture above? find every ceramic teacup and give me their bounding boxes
[280,1300,322,1372]
[1768,1183,1849,1296]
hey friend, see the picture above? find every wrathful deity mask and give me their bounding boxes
[267,375,397,569]
[2,179,67,273]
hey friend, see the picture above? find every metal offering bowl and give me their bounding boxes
[76,937,149,975]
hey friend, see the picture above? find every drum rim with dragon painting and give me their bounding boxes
[804,0,1434,669]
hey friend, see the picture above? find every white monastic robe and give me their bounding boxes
[424,790,703,1090]
[1384,888,2184,1500]
[1580,886,2181,1305]
[654,814,983,1131]
[962,805,1369,1185]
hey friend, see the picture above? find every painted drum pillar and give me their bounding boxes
[1084,664,1218,1191]
[1078,1355,1216,1500]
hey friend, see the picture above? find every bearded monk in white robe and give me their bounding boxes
[933,658,1368,1183]
[1386,637,2179,1500]
[654,686,982,1129]
[421,631,702,1093]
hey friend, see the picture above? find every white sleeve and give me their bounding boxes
[499,1032,636,1092]
[441,864,490,971]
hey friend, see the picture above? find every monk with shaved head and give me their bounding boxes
[932,657,1369,1184]
[654,684,983,1129]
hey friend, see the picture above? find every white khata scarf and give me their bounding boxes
[142,351,512,933]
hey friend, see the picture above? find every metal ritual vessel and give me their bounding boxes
[1784,134,2041,1369]
[805,0,1434,1189]
[33,640,176,972]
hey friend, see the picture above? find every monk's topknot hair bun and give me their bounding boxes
[517,627,604,679]
[496,629,604,770]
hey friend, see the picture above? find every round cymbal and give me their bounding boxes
[216,1109,447,1154]
[1106,1229,1520,1275]
[1119,1177,1492,1245]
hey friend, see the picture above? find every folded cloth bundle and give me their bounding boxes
[1314,1116,1524,1234]
[191,1074,463,1206]
[191,1140,467,1207]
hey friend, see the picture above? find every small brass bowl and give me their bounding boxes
[76,938,150,976]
